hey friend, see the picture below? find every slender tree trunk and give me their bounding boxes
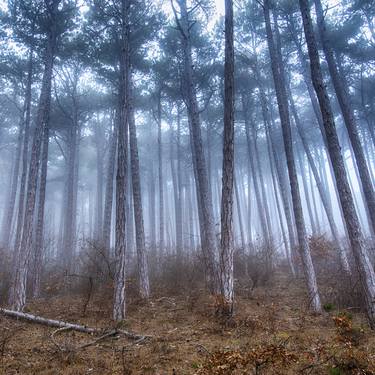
[299,0,375,327]
[175,0,219,292]
[289,88,350,271]
[1,114,23,249]
[264,0,321,312]
[297,151,317,235]
[103,113,117,252]
[9,1,57,310]
[265,125,295,274]
[61,116,78,272]
[234,174,245,250]
[219,0,235,315]
[32,125,49,298]
[157,91,164,253]
[176,107,183,255]
[243,95,269,245]
[128,83,150,299]
[113,0,130,322]
[251,120,273,244]
[253,61,297,261]
[94,119,104,242]
[13,48,33,265]
[149,164,156,253]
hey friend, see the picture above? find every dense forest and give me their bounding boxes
[0,0,374,373]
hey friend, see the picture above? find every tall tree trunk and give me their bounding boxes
[219,0,235,315]
[299,0,375,327]
[176,107,183,255]
[234,174,245,250]
[253,61,297,261]
[13,48,33,265]
[32,125,49,298]
[297,151,317,235]
[1,114,23,249]
[9,1,58,310]
[289,87,350,272]
[94,119,104,242]
[157,91,164,253]
[149,164,156,253]
[264,0,321,313]
[128,83,150,299]
[102,113,117,252]
[174,0,219,292]
[61,116,78,273]
[113,0,130,322]
[243,95,269,245]
[265,124,295,274]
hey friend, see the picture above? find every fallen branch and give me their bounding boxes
[0,308,150,341]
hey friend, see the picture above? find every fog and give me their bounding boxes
[0,0,375,371]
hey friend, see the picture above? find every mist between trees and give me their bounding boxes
[0,0,375,331]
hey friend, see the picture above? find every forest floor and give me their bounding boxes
[0,272,375,375]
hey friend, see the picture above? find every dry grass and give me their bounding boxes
[0,271,374,374]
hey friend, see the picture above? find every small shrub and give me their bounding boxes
[329,367,342,375]
[323,303,336,312]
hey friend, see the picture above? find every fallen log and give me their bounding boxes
[0,308,149,341]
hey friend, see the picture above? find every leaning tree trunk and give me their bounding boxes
[314,0,375,237]
[288,86,350,272]
[9,2,57,310]
[252,59,297,264]
[263,0,321,313]
[299,0,375,327]
[265,123,295,274]
[175,0,219,293]
[219,0,235,316]
[128,82,150,299]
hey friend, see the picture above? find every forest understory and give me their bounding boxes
[1,238,374,375]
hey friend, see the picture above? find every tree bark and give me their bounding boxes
[9,1,58,311]
[13,48,33,266]
[264,0,321,313]
[219,0,235,315]
[1,113,23,249]
[113,0,130,322]
[128,83,150,299]
[32,124,49,298]
[174,0,219,293]
[157,91,164,253]
[299,0,375,327]
[102,112,117,252]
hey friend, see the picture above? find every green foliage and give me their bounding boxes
[323,303,335,312]
[328,367,342,375]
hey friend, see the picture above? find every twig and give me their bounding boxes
[196,343,212,356]
[50,327,72,352]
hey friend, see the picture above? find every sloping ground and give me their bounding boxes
[0,274,374,375]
